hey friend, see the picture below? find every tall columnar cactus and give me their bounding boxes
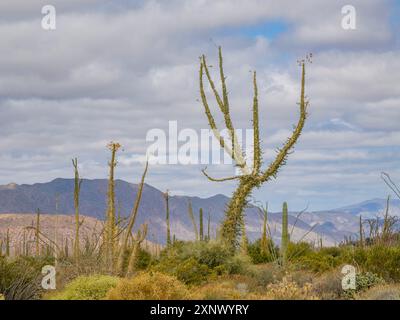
[36,208,41,256]
[281,202,289,266]
[116,160,148,274]
[199,208,204,241]
[165,190,171,246]
[187,201,199,241]
[105,141,121,271]
[72,158,81,264]
[199,47,309,249]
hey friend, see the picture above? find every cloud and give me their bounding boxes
[0,0,398,211]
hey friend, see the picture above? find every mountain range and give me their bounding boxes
[0,179,399,246]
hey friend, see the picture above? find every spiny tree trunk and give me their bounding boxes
[199,47,309,250]
[72,158,81,264]
[116,160,148,275]
[35,209,40,256]
[165,190,171,246]
[281,202,289,266]
[105,142,121,272]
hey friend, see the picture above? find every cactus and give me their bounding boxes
[187,201,198,241]
[165,190,171,246]
[105,142,121,271]
[72,158,81,264]
[116,160,148,274]
[281,202,289,266]
[199,208,204,241]
[199,47,309,249]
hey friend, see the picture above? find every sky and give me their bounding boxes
[0,0,399,211]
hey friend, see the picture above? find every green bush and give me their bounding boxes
[50,275,119,300]
[293,246,344,273]
[106,271,189,300]
[175,257,210,285]
[343,272,385,299]
[287,242,313,261]
[0,256,52,300]
[135,248,152,270]
[248,239,278,264]
[341,245,400,281]
[153,241,249,284]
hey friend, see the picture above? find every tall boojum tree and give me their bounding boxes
[199,47,309,249]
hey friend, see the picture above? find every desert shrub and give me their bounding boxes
[248,264,283,288]
[50,275,119,300]
[343,272,385,299]
[312,269,344,300]
[356,284,400,300]
[134,248,152,270]
[0,256,52,300]
[340,245,400,281]
[106,272,189,300]
[247,239,278,264]
[223,254,251,275]
[153,241,249,284]
[287,242,313,261]
[294,247,345,273]
[191,280,248,300]
[262,276,318,300]
[175,257,210,285]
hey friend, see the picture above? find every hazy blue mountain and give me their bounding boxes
[0,179,398,245]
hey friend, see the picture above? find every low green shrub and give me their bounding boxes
[106,271,189,300]
[50,275,119,300]
[343,272,385,299]
[0,256,52,300]
[153,241,250,285]
[247,239,278,264]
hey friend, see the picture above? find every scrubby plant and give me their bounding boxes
[312,269,344,300]
[343,272,385,299]
[341,245,400,281]
[0,256,52,300]
[199,47,309,249]
[248,239,278,264]
[263,276,318,300]
[106,272,189,300]
[153,241,250,284]
[191,279,249,300]
[356,284,400,300]
[50,275,119,300]
[175,257,210,285]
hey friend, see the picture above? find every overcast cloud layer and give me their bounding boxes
[0,0,399,211]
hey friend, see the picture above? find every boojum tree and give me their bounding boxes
[199,47,309,249]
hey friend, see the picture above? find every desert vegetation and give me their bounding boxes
[0,49,399,301]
